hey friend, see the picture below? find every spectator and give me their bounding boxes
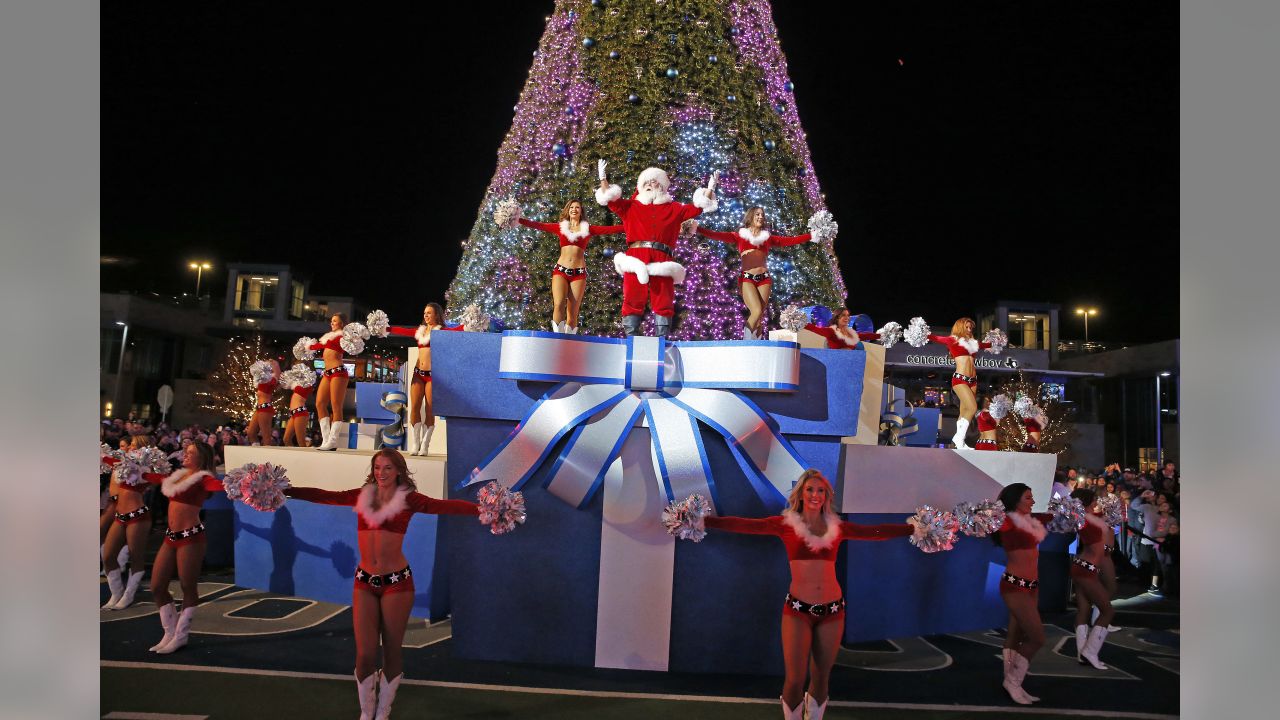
[1153,499,1179,595]
[1155,461,1178,493]
[1051,470,1071,500]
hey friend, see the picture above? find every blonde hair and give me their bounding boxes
[362,449,418,510]
[740,206,769,230]
[951,317,976,338]
[786,469,834,515]
[559,199,585,222]
[129,435,153,450]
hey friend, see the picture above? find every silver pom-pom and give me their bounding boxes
[952,499,1007,538]
[493,197,522,231]
[223,462,291,512]
[779,304,807,333]
[876,321,903,349]
[907,505,959,553]
[460,303,490,333]
[138,446,171,476]
[475,480,526,535]
[114,446,168,487]
[100,443,121,474]
[365,309,390,339]
[281,363,317,389]
[661,493,713,542]
[989,394,1013,420]
[983,328,1008,354]
[341,323,367,355]
[1096,493,1124,527]
[1046,496,1088,534]
[903,316,932,348]
[1013,395,1035,418]
[294,337,317,361]
[249,360,275,385]
[806,210,838,242]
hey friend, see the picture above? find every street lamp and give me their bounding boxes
[188,261,212,297]
[1074,307,1098,344]
[112,321,129,418]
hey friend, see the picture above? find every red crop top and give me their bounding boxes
[703,511,911,562]
[697,226,811,271]
[150,469,224,507]
[309,330,344,353]
[291,385,314,399]
[518,218,624,249]
[927,334,992,358]
[996,512,1053,551]
[1022,416,1043,433]
[803,323,880,350]
[388,324,464,348]
[285,485,478,534]
[1078,513,1108,546]
[976,410,999,432]
[256,379,278,394]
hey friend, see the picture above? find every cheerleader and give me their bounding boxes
[146,441,225,654]
[515,200,622,334]
[927,318,993,450]
[101,435,157,610]
[385,304,462,456]
[281,364,317,447]
[282,450,485,719]
[698,469,914,720]
[310,313,352,451]
[1068,488,1115,670]
[803,308,881,349]
[1020,406,1045,452]
[974,396,1001,451]
[696,207,815,340]
[991,483,1058,705]
[245,359,281,446]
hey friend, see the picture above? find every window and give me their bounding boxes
[234,274,279,312]
[101,328,123,372]
[290,281,305,319]
[978,314,995,337]
[1007,312,1051,350]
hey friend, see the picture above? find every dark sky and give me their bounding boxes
[103,3,1176,344]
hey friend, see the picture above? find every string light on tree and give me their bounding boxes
[195,334,287,422]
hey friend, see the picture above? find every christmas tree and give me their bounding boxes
[994,371,1076,455]
[195,334,288,423]
[446,0,846,338]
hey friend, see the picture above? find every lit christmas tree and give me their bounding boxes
[195,334,287,423]
[446,0,846,338]
[994,371,1076,455]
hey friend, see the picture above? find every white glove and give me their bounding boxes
[597,159,608,181]
[708,170,720,191]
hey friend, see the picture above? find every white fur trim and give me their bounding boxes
[781,509,843,552]
[1008,511,1047,542]
[353,485,410,529]
[595,184,622,206]
[833,326,860,347]
[613,252,650,283]
[635,187,673,205]
[637,167,670,191]
[692,187,717,213]
[954,336,979,354]
[161,470,214,498]
[738,227,771,246]
[559,220,590,242]
[319,330,343,344]
[647,261,686,284]
[414,325,430,346]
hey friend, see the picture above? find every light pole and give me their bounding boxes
[189,261,212,297]
[112,321,129,417]
[1074,307,1098,344]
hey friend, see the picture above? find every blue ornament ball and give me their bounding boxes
[609,50,620,60]
[726,94,737,102]
[851,314,876,334]
[774,103,786,113]
[764,139,776,151]
[583,37,596,48]
[552,142,567,157]
[784,80,795,92]
[591,0,602,6]
[730,26,740,36]
[708,54,718,64]
[656,153,667,163]
[627,93,640,104]
[805,305,834,327]
[666,67,679,78]
[797,167,807,176]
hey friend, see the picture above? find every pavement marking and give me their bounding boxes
[102,713,209,719]
[101,660,1178,719]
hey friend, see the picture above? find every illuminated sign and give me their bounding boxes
[902,354,1022,370]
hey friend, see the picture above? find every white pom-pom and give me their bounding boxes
[983,328,1008,354]
[366,310,390,339]
[100,443,121,474]
[294,337,317,361]
[460,303,490,333]
[907,505,959,553]
[661,493,713,542]
[876,321,903,349]
[1047,496,1088,534]
[779,304,807,333]
[903,317,931,347]
[952,499,1007,538]
[475,480,526,535]
[341,323,367,355]
[493,197,522,230]
[989,394,1013,420]
[249,360,275,385]
[281,363,317,389]
[1013,395,1035,418]
[806,210,838,242]
[223,462,291,512]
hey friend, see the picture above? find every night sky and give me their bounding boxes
[102,3,1176,344]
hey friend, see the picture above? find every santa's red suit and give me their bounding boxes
[596,167,716,333]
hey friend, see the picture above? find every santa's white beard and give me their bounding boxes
[636,187,672,205]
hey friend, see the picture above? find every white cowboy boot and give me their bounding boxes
[1075,624,1089,663]
[566,325,578,335]
[319,419,341,451]
[804,692,828,720]
[155,606,197,654]
[117,543,130,570]
[1006,651,1039,703]
[779,697,803,720]
[1092,605,1122,632]
[316,417,332,450]
[407,423,423,456]
[375,671,402,719]
[356,670,379,720]
[150,603,177,651]
[102,569,124,610]
[1080,625,1109,670]
[111,569,146,609]
[952,418,972,450]
[419,425,435,456]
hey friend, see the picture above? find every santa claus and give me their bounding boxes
[595,159,718,336]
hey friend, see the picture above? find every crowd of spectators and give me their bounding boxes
[101,416,323,471]
[1051,461,1180,597]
